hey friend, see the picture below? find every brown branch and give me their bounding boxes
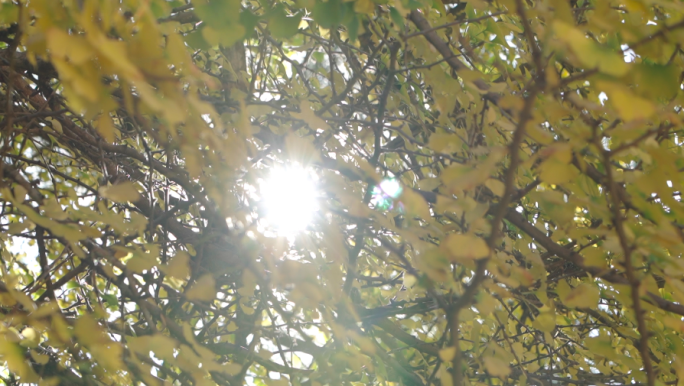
[448,82,540,385]
[503,208,684,318]
[599,144,655,386]
[514,0,543,78]
[407,10,500,104]
[402,11,508,40]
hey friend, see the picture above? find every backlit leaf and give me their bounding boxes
[99,182,141,203]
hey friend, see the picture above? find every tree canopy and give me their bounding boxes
[0,0,683,385]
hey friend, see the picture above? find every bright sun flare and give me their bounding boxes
[260,166,319,235]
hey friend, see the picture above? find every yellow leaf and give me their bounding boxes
[164,251,190,280]
[46,118,62,133]
[553,21,628,77]
[597,80,656,122]
[483,356,511,378]
[532,311,556,333]
[403,273,417,288]
[46,29,93,65]
[293,100,328,131]
[581,246,608,269]
[99,182,141,203]
[74,314,108,346]
[13,185,27,201]
[476,292,497,315]
[354,0,375,14]
[485,179,505,196]
[556,279,571,301]
[0,340,34,381]
[90,34,142,80]
[443,234,490,261]
[127,253,158,274]
[186,274,216,302]
[662,315,684,333]
[400,189,431,220]
[439,346,456,362]
[20,328,40,348]
[539,159,579,185]
[30,350,50,365]
[96,113,116,143]
[237,269,257,297]
[562,283,600,309]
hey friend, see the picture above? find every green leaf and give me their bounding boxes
[184,28,211,50]
[312,0,345,28]
[633,62,680,100]
[389,7,404,29]
[269,6,302,39]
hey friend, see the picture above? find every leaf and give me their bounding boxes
[596,80,656,122]
[186,274,216,302]
[429,133,462,153]
[400,189,431,220]
[439,346,456,362]
[30,350,50,365]
[99,182,141,203]
[354,0,375,14]
[483,356,511,378]
[164,251,190,280]
[632,62,680,100]
[269,6,302,39]
[237,269,257,297]
[96,113,116,143]
[562,283,600,309]
[312,0,345,28]
[46,29,93,65]
[293,100,328,131]
[585,336,615,359]
[74,314,108,346]
[202,25,246,47]
[443,234,490,262]
[539,159,579,185]
[389,7,404,28]
[485,179,505,196]
[532,311,556,333]
[476,292,497,315]
[553,20,628,77]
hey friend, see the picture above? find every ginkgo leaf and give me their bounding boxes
[562,283,600,309]
[30,350,50,365]
[353,0,375,14]
[539,159,579,185]
[532,311,556,333]
[98,182,141,203]
[483,356,511,378]
[164,251,190,280]
[439,346,456,362]
[96,113,116,143]
[186,274,216,302]
[443,234,490,262]
[269,6,302,39]
[400,189,431,220]
[597,80,656,122]
[553,20,629,77]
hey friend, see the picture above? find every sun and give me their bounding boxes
[259,165,319,235]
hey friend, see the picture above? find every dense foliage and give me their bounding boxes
[0,0,684,385]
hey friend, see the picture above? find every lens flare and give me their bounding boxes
[371,178,403,210]
[260,166,318,235]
